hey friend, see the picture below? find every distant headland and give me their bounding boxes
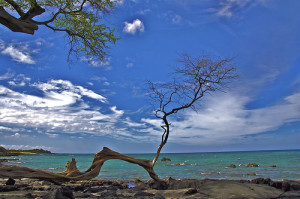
[0,146,52,156]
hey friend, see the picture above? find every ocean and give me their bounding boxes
[2,150,300,181]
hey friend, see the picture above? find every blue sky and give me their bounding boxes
[0,0,300,153]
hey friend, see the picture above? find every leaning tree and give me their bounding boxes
[0,54,237,184]
[0,0,118,61]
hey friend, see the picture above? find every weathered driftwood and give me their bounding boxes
[0,147,161,184]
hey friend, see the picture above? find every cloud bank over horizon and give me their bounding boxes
[1,72,299,151]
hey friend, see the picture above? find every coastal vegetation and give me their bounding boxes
[0,146,51,156]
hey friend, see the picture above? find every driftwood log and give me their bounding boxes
[0,147,161,184]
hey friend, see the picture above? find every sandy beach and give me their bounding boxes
[1,177,300,199]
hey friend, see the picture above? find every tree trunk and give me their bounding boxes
[0,147,162,184]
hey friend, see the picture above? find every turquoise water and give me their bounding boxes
[2,150,300,181]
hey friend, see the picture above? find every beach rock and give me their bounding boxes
[247,163,259,167]
[245,172,256,176]
[251,178,272,185]
[148,180,168,190]
[134,191,155,197]
[99,190,119,198]
[282,181,291,192]
[227,164,236,168]
[0,185,19,192]
[167,179,202,190]
[166,177,177,184]
[270,181,282,189]
[5,178,15,185]
[161,157,171,162]
[290,181,300,191]
[184,188,198,195]
[44,186,74,199]
[24,193,35,198]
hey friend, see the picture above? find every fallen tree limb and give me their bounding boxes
[0,147,161,184]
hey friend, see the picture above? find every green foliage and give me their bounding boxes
[0,0,119,61]
[7,148,52,154]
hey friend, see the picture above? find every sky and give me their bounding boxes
[0,0,300,154]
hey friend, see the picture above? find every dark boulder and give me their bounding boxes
[184,188,198,195]
[134,191,155,197]
[148,180,168,190]
[167,179,202,190]
[247,163,259,167]
[227,164,236,168]
[43,186,74,199]
[161,157,171,162]
[5,178,15,185]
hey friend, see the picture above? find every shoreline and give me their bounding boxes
[1,177,299,198]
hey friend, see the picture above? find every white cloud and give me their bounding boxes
[80,56,112,69]
[33,79,107,103]
[1,45,35,64]
[46,133,58,138]
[123,19,145,34]
[8,74,31,87]
[213,0,254,18]
[11,133,20,138]
[0,71,14,80]
[112,0,124,5]
[125,57,135,68]
[172,14,182,24]
[152,91,300,145]
[0,78,127,138]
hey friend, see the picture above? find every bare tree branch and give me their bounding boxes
[148,53,237,166]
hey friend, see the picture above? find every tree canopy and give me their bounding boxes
[0,0,119,60]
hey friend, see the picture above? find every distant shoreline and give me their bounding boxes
[0,147,52,157]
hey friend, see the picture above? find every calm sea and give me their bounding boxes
[2,150,300,181]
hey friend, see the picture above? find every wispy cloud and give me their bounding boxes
[123,19,145,34]
[213,0,257,18]
[0,71,14,80]
[1,43,36,64]
[0,78,129,139]
[8,74,31,87]
[140,91,300,145]
[80,56,112,69]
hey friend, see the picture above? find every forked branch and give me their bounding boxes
[0,147,161,184]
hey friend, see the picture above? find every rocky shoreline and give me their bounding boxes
[0,177,299,198]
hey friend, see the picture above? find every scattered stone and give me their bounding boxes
[245,172,256,176]
[247,163,259,167]
[184,188,198,195]
[251,178,272,185]
[161,157,171,162]
[167,179,202,190]
[5,178,15,185]
[44,187,74,199]
[134,191,155,197]
[282,181,291,192]
[227,164,236,168]
[24,192,34,198]
[290,181,300,191]
[166,177,177,184]
[148,180,168,190]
